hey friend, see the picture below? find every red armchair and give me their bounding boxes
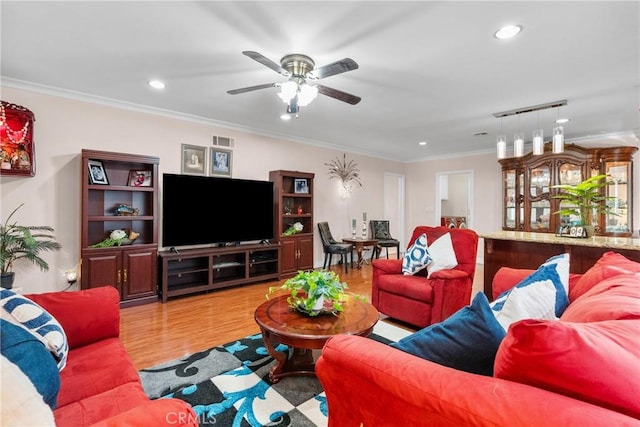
[371,226,478,328]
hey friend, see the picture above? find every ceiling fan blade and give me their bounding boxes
[242,51,290,76]
[308,58,358,80]
[227,82,278,95]
[317,85,361,105]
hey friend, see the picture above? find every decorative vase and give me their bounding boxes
[1,272,15,289]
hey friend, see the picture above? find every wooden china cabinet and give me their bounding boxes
[80,149,159,306]
[269,170,315,278]
[499,143,637,236]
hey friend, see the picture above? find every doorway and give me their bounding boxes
[435,171,473,229]
[383,172,405,255]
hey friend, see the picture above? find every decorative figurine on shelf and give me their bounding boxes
[297,205,303,214]
[115,204,139,216]
[283,222,303,236]
[90,229,139,248]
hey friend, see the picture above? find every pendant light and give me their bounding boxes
[552,106,564,154]
[496,118,506,159]
[513,114,524,157]
[532,110,544,155]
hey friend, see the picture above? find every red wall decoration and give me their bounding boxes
[1,101,36,177]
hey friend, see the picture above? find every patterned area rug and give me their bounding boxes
[139,320,411,427]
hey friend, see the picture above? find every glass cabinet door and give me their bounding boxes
[528,165,551,230]
[504,169,516,229]
[604,161,632,235]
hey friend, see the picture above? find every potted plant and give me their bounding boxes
[268,269,351,316]
[0,203,62,289]
[551,174,618,236]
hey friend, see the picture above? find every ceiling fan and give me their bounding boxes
[227,51,361,116]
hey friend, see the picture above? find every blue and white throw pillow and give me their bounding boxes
[0,289,68,370]
[490,253,570,331]
[402,233,431,275]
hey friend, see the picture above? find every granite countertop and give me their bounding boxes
[479,230,640,251]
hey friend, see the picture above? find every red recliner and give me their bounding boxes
[371,226,478,328]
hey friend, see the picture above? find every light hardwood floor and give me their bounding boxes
[120,262,484,370]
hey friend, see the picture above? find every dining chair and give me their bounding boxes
[317,222,353,273]
[369,220,401,260]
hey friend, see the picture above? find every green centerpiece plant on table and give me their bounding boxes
[268,269,354,316]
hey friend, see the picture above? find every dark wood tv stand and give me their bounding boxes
[158,243,281,302]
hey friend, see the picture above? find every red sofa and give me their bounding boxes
[24,286,197,427]
[371,226,478,328]
[317,252,640,426]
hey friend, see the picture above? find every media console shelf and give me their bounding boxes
[158,244,281,302]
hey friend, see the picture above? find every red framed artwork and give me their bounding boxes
[1,101,36,177]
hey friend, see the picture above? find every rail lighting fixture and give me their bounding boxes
[494,100,568,159]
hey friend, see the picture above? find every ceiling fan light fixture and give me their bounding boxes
[278,81,298,104]
[297,84,318,107]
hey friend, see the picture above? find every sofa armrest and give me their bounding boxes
[89,398,198,427]
[371,258,402,275]
[429,268,468,280]
[316,335,638,426]
[26,287,120,349]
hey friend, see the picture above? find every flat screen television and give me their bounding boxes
[162,173,274,248]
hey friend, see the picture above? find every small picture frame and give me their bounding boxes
[88,159,108,185]
[128,170,151,187]
[210,148,232,177]
[181,144,206,176]
[294,178,309,194]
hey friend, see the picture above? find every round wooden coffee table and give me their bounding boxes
[254,293,379,383]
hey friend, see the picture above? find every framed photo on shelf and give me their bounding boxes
[181,144,206,176]
[88,159,109,185]
[210,148,232,177]
[128,170,152,187]
[294,178,309,194]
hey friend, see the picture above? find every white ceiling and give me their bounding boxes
[2,1,639,162]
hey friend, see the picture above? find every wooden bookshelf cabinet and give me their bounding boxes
[158,244,281,302]
[269,170,315,278]
[80,149,159,306]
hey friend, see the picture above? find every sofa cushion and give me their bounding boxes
[1,354,55,426]
[561,272,640,322]
[391,292,506,376]
[490,253,569,331]
[0,319,60,409]
[57,338,142,408]
[425,232,458,278]
[402,233,431,275]
[494,318,640,419]
[570,251,640,302]
[0,289,69,370]
[54,381,150,427]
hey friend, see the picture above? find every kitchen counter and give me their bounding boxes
[480,231,639,297]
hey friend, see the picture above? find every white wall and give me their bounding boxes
[1,86,409,293]
[2,86,637,293]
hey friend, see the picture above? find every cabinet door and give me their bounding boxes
[122,248,157,300]
[297,236,314,271]
[280,238,297,276]
[604,161,632,235]
[81,250,122,295]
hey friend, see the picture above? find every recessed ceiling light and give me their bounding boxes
[280,114,291,121]
[555,118,570,124]
[418,141,427,146]
[147,80,166,90]
[494,25,522,40]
